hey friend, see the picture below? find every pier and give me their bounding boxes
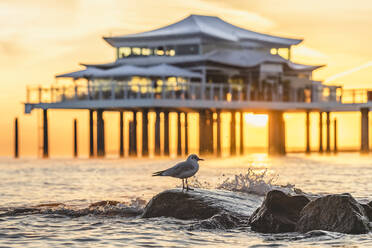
[23,81,372,158]
[21,14,371,158]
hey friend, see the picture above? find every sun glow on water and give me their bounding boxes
[245,113,268,127]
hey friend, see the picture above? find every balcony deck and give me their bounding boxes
[24,82,372,113]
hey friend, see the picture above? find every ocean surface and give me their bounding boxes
[0,153,371,247]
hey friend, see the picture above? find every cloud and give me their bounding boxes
[325,61,372,83]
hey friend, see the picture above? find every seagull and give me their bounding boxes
[152,154,204,191]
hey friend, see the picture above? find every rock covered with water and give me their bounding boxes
[296,193,370,234]
[248,190,310,233]
[194,213,248,230]
[0,200,144,218]
[142,188,257,228]
[361,203,372,221]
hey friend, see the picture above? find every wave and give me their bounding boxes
[0,198,146,218]
[215,168,303,196]
[0,169,304,219]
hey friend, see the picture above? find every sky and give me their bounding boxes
[1,0,372,156]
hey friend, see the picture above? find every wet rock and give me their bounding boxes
[196,213,247,229]
[89,200,121,207]
[0,207,40,217]
[249,190,310,233]
[34,203,65,208]
[296,193,370,234]
[360,203,372,221]
[143,190,220,219]
[142,188,255,220]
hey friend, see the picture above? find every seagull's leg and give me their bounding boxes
[186,178,193,191]
[182,179,185,190]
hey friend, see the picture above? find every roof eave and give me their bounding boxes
[103,36,117,47]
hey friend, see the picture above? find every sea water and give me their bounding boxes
[0,153,371,247]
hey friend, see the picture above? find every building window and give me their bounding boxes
[142,48,151,56]
[118,47,131,58]
[270,48,277,55]
[155,46,165,56]
[277,48,289,60]
[132,47,141,56]
[165,46,176,56]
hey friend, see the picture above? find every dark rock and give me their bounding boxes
[89,200,121,207]
[361,203,372,221]
[368,201,372,208]
[142,188,254,220]
[296,193,370,234]
[34,203,65,208]
[143,190,221,219]
[249,190,310,233]
[197,213,245,229]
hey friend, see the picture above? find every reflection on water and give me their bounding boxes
[0,153,371,247]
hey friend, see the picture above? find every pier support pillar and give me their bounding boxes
[326,112,331,153]
[184,112,189,155]
[43,109,49,158]
[199,110,213,155]
[206,110,214,154]
[129,111,137,156]
[230,111,236,156]
[199,110,206,155]
[73,119,78,158]
[96,109,105,157]
[319,112,323,153]
[14,117,19,158]
[361,108,369,153]
[164,111,170,156]
[128,121,134,156]
[89,110,94,157]
[306,111,310,154]
[177,112,182,156]
[240,112,244,155]
[142,109,149,157]
[154,110,161,156]
[334,118,338,153]
[216,110,221,157]
[119,111,124,157]
[268,110,286,155]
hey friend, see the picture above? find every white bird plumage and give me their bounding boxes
[152,154,204,191]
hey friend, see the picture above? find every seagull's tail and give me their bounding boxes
[152,170,166,176]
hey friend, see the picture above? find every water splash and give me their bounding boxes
[185,177,212,189]
[216,168,299,196]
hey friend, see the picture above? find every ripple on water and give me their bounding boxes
[0,155,371,247]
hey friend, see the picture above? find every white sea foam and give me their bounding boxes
[216,168,299,196]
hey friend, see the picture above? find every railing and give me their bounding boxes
[341,88,372,104]
[26,81,342,105]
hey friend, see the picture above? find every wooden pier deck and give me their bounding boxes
[22,82,372,158]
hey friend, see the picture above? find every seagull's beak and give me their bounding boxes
[198,158,204,161]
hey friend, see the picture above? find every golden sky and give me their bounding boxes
[1,0,372,156]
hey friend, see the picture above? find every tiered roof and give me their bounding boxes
[104,15,302,47]
[83,50,323,71]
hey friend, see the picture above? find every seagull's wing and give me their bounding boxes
[165,161,194,177]
[153,161,193,177]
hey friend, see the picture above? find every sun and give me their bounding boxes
[244,113,268,127]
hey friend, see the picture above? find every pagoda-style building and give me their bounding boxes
[88,14,326,102]
[24,14,344,158]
